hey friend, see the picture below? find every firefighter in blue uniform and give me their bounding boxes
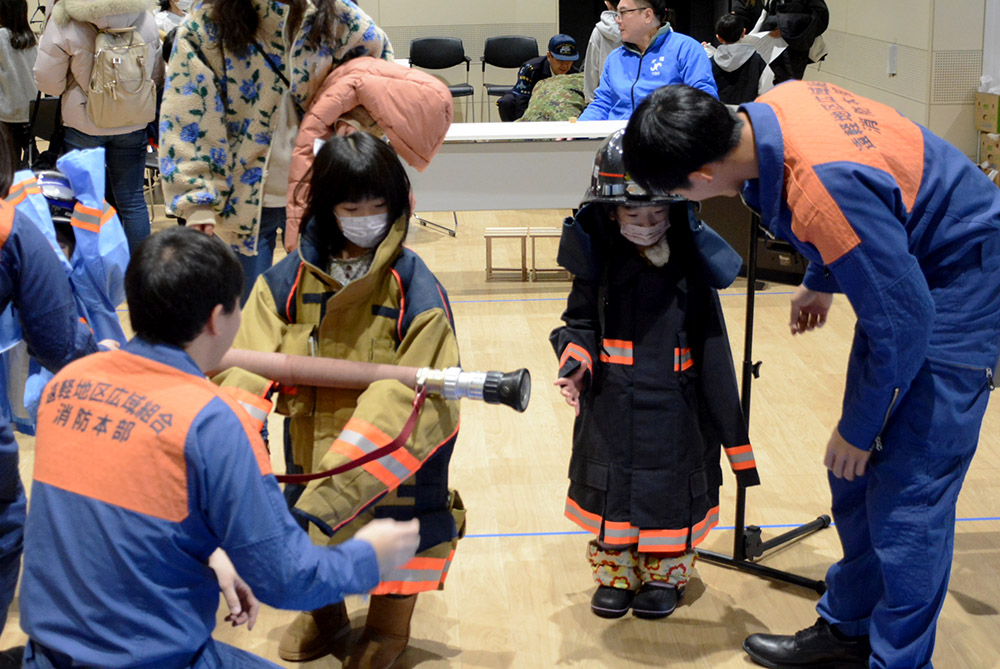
[19,227,420,668]
[624,82,1000,668]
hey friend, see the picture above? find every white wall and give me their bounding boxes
[806,0,985,155]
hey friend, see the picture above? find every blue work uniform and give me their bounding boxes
[20,338,381,667]
[741,80,1000,668]
[0,199,96,633]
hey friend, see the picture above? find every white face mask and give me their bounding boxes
[174,0,193,10]
[620,219,669,246]
[338,213,390,249]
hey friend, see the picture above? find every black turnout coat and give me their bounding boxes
[550,203,760,553]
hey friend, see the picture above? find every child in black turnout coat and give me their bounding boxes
[551,129,761,620]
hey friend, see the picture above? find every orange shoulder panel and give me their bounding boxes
[34,351,269,523]
[758,82,924,265]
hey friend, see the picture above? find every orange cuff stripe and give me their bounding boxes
[560,343,593,371]
[725,444,753,455]
[731,460,758,471]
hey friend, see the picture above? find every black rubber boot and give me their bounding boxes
[631,583,680,619]
[590,585,635,618]
[742,618,872,668]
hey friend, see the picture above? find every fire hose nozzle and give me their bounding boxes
[416,367,531,413]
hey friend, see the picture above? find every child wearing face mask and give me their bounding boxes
[550,129,760,621]
[216,130,462,669]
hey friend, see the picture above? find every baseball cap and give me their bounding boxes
[548,34,579,61]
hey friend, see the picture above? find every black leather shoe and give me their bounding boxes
[743,618,871,668]
[590,585,635,618]
[631,583,680,619]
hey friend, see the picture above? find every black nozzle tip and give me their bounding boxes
[483,369,531,412]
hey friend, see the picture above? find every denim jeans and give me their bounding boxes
[238,206,285,304]
[63,127,150,254]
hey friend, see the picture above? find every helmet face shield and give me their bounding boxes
[582,129,685,206]
[34,170,77,225]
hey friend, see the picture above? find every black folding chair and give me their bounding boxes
[480,36,538,121]
[409,37,474,122]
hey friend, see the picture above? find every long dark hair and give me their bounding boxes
[209,0,343,56]
[0,0,36,51]
[300,132,412,259]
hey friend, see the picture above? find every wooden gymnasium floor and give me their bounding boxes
[4,208,1000,668]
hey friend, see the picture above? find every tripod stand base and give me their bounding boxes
[696,515,831,595]
[696,548,826,594]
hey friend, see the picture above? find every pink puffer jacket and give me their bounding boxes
[286,56,452,250]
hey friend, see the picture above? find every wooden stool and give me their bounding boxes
[484,227,529,281]
[528,226,570,281]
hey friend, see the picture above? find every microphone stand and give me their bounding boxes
[695,217,830,594]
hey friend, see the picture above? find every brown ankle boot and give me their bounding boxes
[343,594,417,669]
[277,601,351,662]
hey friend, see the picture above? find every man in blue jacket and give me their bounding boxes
[579,0,717,121]
[623,83,1000,668]
[19,227,420,668]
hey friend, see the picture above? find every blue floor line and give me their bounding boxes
[463,515,998,539]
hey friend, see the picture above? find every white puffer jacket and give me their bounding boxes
[34,0,163,136]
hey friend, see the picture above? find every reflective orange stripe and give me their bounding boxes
[361,459,401,487]
[725,444,757,471]
[600,338,634,365]
[559,343,593,372]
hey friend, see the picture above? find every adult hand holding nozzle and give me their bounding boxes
[217,349,531,412]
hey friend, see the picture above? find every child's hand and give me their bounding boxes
[554,367,586,416]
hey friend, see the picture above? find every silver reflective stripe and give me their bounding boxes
[381,567,445,583]
[339,428,380,454]
[71,208,102,226]
[6,183,29,201]
[603,344,632,359]
[339,427,412,480]
[603,525,640,541]
[565,501,601,531]
[675,350,691,367]
[691,509,719,544]
[237,400,267,425]
[375,452,412,482]
[638,533,687,550]
[727,451,755,465]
